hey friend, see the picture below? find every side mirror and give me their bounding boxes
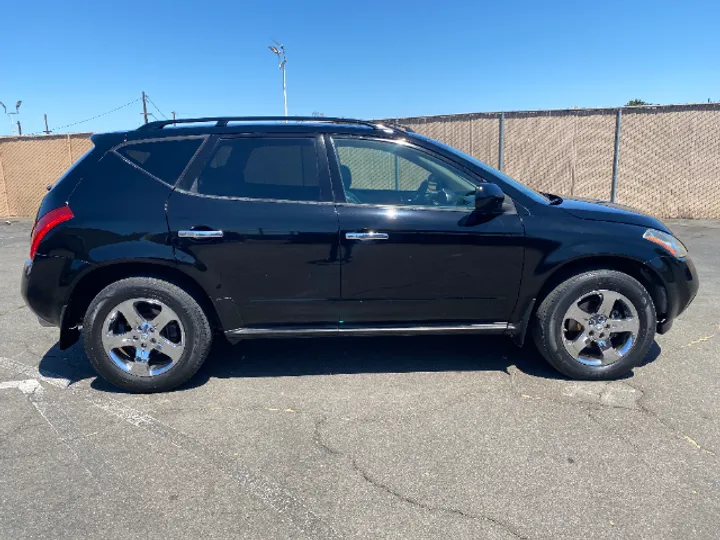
[474,183,505,213]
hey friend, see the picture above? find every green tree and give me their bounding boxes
[625,99,651,106]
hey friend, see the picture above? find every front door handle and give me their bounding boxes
[178,230,224,239]
[345,231,389,241]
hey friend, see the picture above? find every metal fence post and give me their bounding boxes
[0,153,10,218]
[469,117,474,157]
[498,112,505,172]
[610,109,622,202]
[66,134,74,164]
[394,118,400,190]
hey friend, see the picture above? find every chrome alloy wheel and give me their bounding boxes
[561,289,640,366]
[101,298,185,377]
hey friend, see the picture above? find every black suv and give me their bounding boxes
[22,117,698,392]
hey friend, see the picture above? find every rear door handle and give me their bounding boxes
[345,231,389,241]
[178,230,224,239]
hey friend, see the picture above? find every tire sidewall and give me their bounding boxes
[85,279,208,392]
[543,271,656,379]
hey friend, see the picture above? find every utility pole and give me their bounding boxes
[171,111,176,126]
[16,121,22,136]
[44,114,50,134]
[268,41,288,116]
[141,91,149,124]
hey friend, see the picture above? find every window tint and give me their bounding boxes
[194,138,321,201]
[117,138,203,184]
[333,138,478,208]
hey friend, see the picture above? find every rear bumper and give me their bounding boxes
[22,257,61,327]
[22,255,88,349]
[21,255,87,328]
[647,255,699,334]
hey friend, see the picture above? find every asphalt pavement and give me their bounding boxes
[1,218,718,539]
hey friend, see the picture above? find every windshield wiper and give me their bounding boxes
[541,192,563,205]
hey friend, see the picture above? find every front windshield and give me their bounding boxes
[411,133,549,205]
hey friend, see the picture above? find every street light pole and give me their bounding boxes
[0,100,22,135]
[268,41,288,116]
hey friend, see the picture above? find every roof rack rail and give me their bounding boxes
[137,116,402,132]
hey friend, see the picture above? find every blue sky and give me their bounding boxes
[1,0,718,135]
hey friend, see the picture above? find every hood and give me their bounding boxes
[555,196,670,232]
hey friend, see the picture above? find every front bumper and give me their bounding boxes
[647,254,699,333]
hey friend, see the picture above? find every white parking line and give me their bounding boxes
[0,355,345,539]
[0,379,42,395]
[0,368,94,476]
[0,356,74,388]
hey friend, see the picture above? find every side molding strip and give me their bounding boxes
[226,323,514,340]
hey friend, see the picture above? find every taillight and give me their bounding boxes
[29,205,74,259]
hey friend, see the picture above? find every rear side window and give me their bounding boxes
[193,137,320,201]
[117,138,203,184]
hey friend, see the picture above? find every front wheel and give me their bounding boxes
[532,269,656,380]
[84,277,213,392]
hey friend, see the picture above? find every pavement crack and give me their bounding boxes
[85,395,344,539]
[153,405,304,416]
[683,325,720,348]
[623,381,717,457]
[508,367,641,411]
[586,408,642,451]
[313,416,531,540]
[0,304,27,318]
[508,369,717,458]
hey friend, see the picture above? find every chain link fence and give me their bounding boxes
[391,103,720,219]
[1,103,719,219]
[0,133,93,218]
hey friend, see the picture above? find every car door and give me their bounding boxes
[166,133,341,330]
[327,135,525,325]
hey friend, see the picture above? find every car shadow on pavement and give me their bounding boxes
[180,335,662,390]
[194,335,559,381]
[37,334,661,393]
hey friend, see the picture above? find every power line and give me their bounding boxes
[145,95,168,120]
[53,98,140,131]
[26,98,140,135]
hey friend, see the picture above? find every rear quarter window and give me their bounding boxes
[116,138,204,185]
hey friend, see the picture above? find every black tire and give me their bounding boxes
[84,277,212,393]
[532,269,656,380]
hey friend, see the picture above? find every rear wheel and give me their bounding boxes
[533,269,656,380]
[84,277,212,392]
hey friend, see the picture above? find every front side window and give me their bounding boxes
[193,137,321,201]
[117,138,203,185]
[333,138,479,208]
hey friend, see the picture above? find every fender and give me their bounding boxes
[512,213,674,322]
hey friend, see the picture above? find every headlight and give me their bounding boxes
[643,228,688,258]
